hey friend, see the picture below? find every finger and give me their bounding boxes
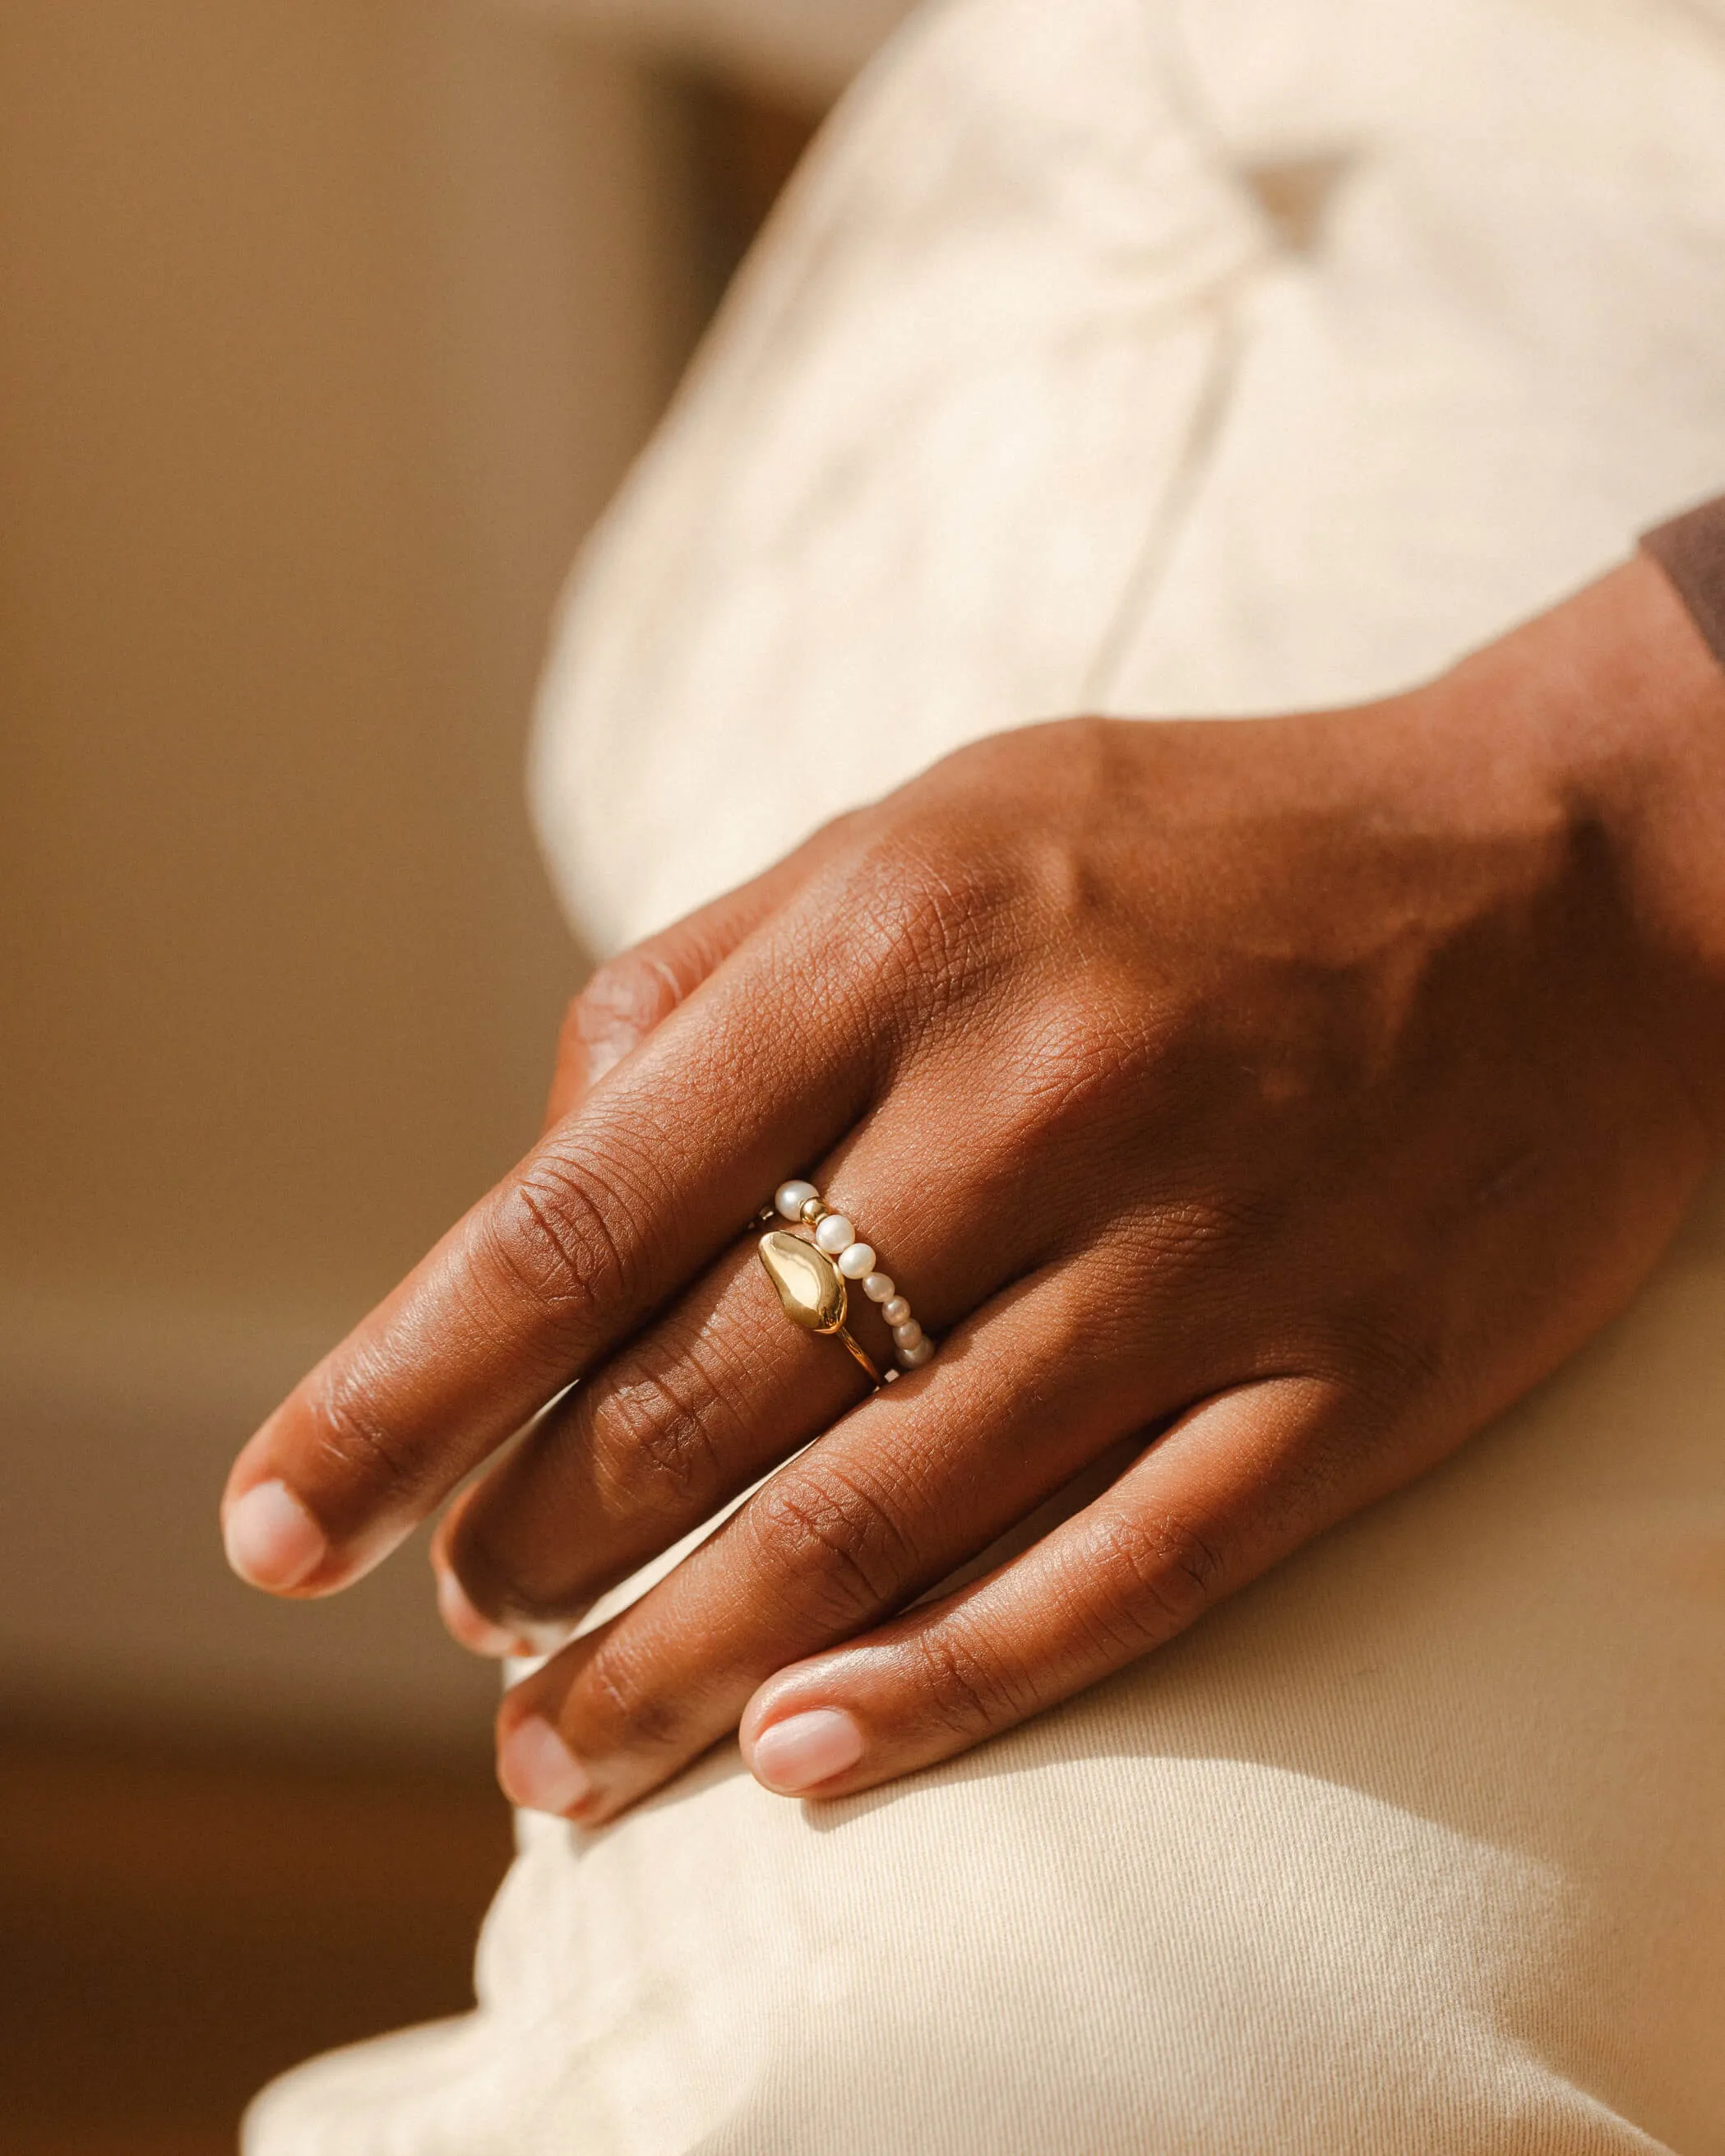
[432,1248,868,1657]
[429,1233,872,1656]
[734,1374,1382,1799]
[489,1258,1209,1824]
[435,1555,530,1659]
[543,852,818,1131]
[221,908,881,1600]
[432,1070,1071,1651]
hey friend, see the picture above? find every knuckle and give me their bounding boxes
[1078,1508,1225,1652]
[905,1626,1018,1741]
[567,1631,684,1756]
[894,862,1001,1004]
[303,1362,422,1511]
[749,1461,920,1630]
[488,1146,645,1318]
[1103,1198,1272,1321]
[990,995,1145,1148]
[818,752,1154,1051]
[585,1350,734,1518]
[1301,1288,1448,1410]
[828,837,1001,1021]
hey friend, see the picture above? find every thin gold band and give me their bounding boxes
[832,1325,884,1387]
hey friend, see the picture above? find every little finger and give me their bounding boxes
[737,1373,1384,1798]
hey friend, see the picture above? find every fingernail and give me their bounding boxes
[223,1480,326,1591]
[497,1714,592,1816]
[749,1708,865,1795]
[437,1569,523,1659]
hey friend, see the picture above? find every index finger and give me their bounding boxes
[220,924,874,1596]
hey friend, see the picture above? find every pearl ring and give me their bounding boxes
[757,1180,934,1388]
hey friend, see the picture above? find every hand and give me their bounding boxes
[222,555,1725,1821]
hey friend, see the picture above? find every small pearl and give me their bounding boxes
[897,1337,934,1370]
[814,1214,854,1255]
[775,1180,816,1221]
[862,1274,895,1303]
[881,1296,910,1327]
[837,1242,876,1279]
[891,1319,924,1350]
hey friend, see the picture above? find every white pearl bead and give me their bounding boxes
[862,1274,895,1303]
[891,1319,924,1350]
[836,1242,876,1279]
[814,1214,854,1255]
[881,1296,910,1327]
[897,1337,934,1370]
[775,1180,817,1221]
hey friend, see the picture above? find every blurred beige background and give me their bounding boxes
[0,0,894,1760]
[0,9,898,2146]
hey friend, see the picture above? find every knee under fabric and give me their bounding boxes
[248,1,1725,2149]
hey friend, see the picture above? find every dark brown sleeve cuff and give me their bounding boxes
[1643,493,1725,671]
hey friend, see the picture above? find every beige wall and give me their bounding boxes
[0,0,703,1751]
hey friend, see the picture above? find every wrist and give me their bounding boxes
[1441,552,1725,1123]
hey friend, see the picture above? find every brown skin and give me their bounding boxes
[224,553,1725,1821]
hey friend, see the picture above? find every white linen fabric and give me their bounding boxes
[248,0,1725,2149]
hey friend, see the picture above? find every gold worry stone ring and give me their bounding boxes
[757,1179,935,1387]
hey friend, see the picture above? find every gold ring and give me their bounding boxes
[756,1179,934,1387]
